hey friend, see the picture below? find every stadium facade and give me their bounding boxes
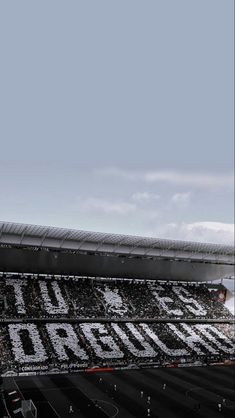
[0,221,234,381]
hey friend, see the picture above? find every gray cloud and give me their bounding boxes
[131,192,160,202]
[77,197,137,216]
[97,168,233,189]
[171,192,192,205]
[155,222,234,245]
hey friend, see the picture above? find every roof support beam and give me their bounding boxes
[40,229,50,247]
[20,226,28,245]
[0,224,4,242]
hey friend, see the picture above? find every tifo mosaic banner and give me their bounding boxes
[0,276,231,320]
[0,321,234,375]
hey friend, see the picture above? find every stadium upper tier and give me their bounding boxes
[0,275,234,376]
[0,221,234,263]
[0,274,233,321]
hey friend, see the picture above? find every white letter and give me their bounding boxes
[168,323,217,355]
[195,324,234,354]
[8,324,47,363]
[6,279,27,314]
[80,323,124,359]
[39,281,68,314]
[151,286,183,316]
[46,323,88,361]
[112,323,157,357]
[141,324,188,357]
[172,287,206,316]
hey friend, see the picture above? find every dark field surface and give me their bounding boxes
[3,366,235,418]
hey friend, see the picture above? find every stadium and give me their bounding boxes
[0,220,234,418]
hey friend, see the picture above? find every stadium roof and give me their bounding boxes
[0,221,234,265]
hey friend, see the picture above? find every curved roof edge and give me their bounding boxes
[0,221,234,265]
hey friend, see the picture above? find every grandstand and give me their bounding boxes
[0,221,234,417]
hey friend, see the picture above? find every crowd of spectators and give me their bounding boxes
[0,273,233,320]
[0,272,234,376]
[0,321,234,375]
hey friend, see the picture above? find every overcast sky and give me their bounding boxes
[0,0,234,245]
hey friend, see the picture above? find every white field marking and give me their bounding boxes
[13,378,24,401]
[13,407,22,414]
[8,391,17,396]
[13,374,64,417]
[92,399,119,418]
[186,386,203,395]
[185,386,213,398]
[2,396,11,418]
[48,401,61,417]
[186,386,235,407]
[37,386,118,416]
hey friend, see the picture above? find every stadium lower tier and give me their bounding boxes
[0,322,234,376]
[0,274,233,320]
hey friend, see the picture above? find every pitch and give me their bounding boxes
[3,365,235,418]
